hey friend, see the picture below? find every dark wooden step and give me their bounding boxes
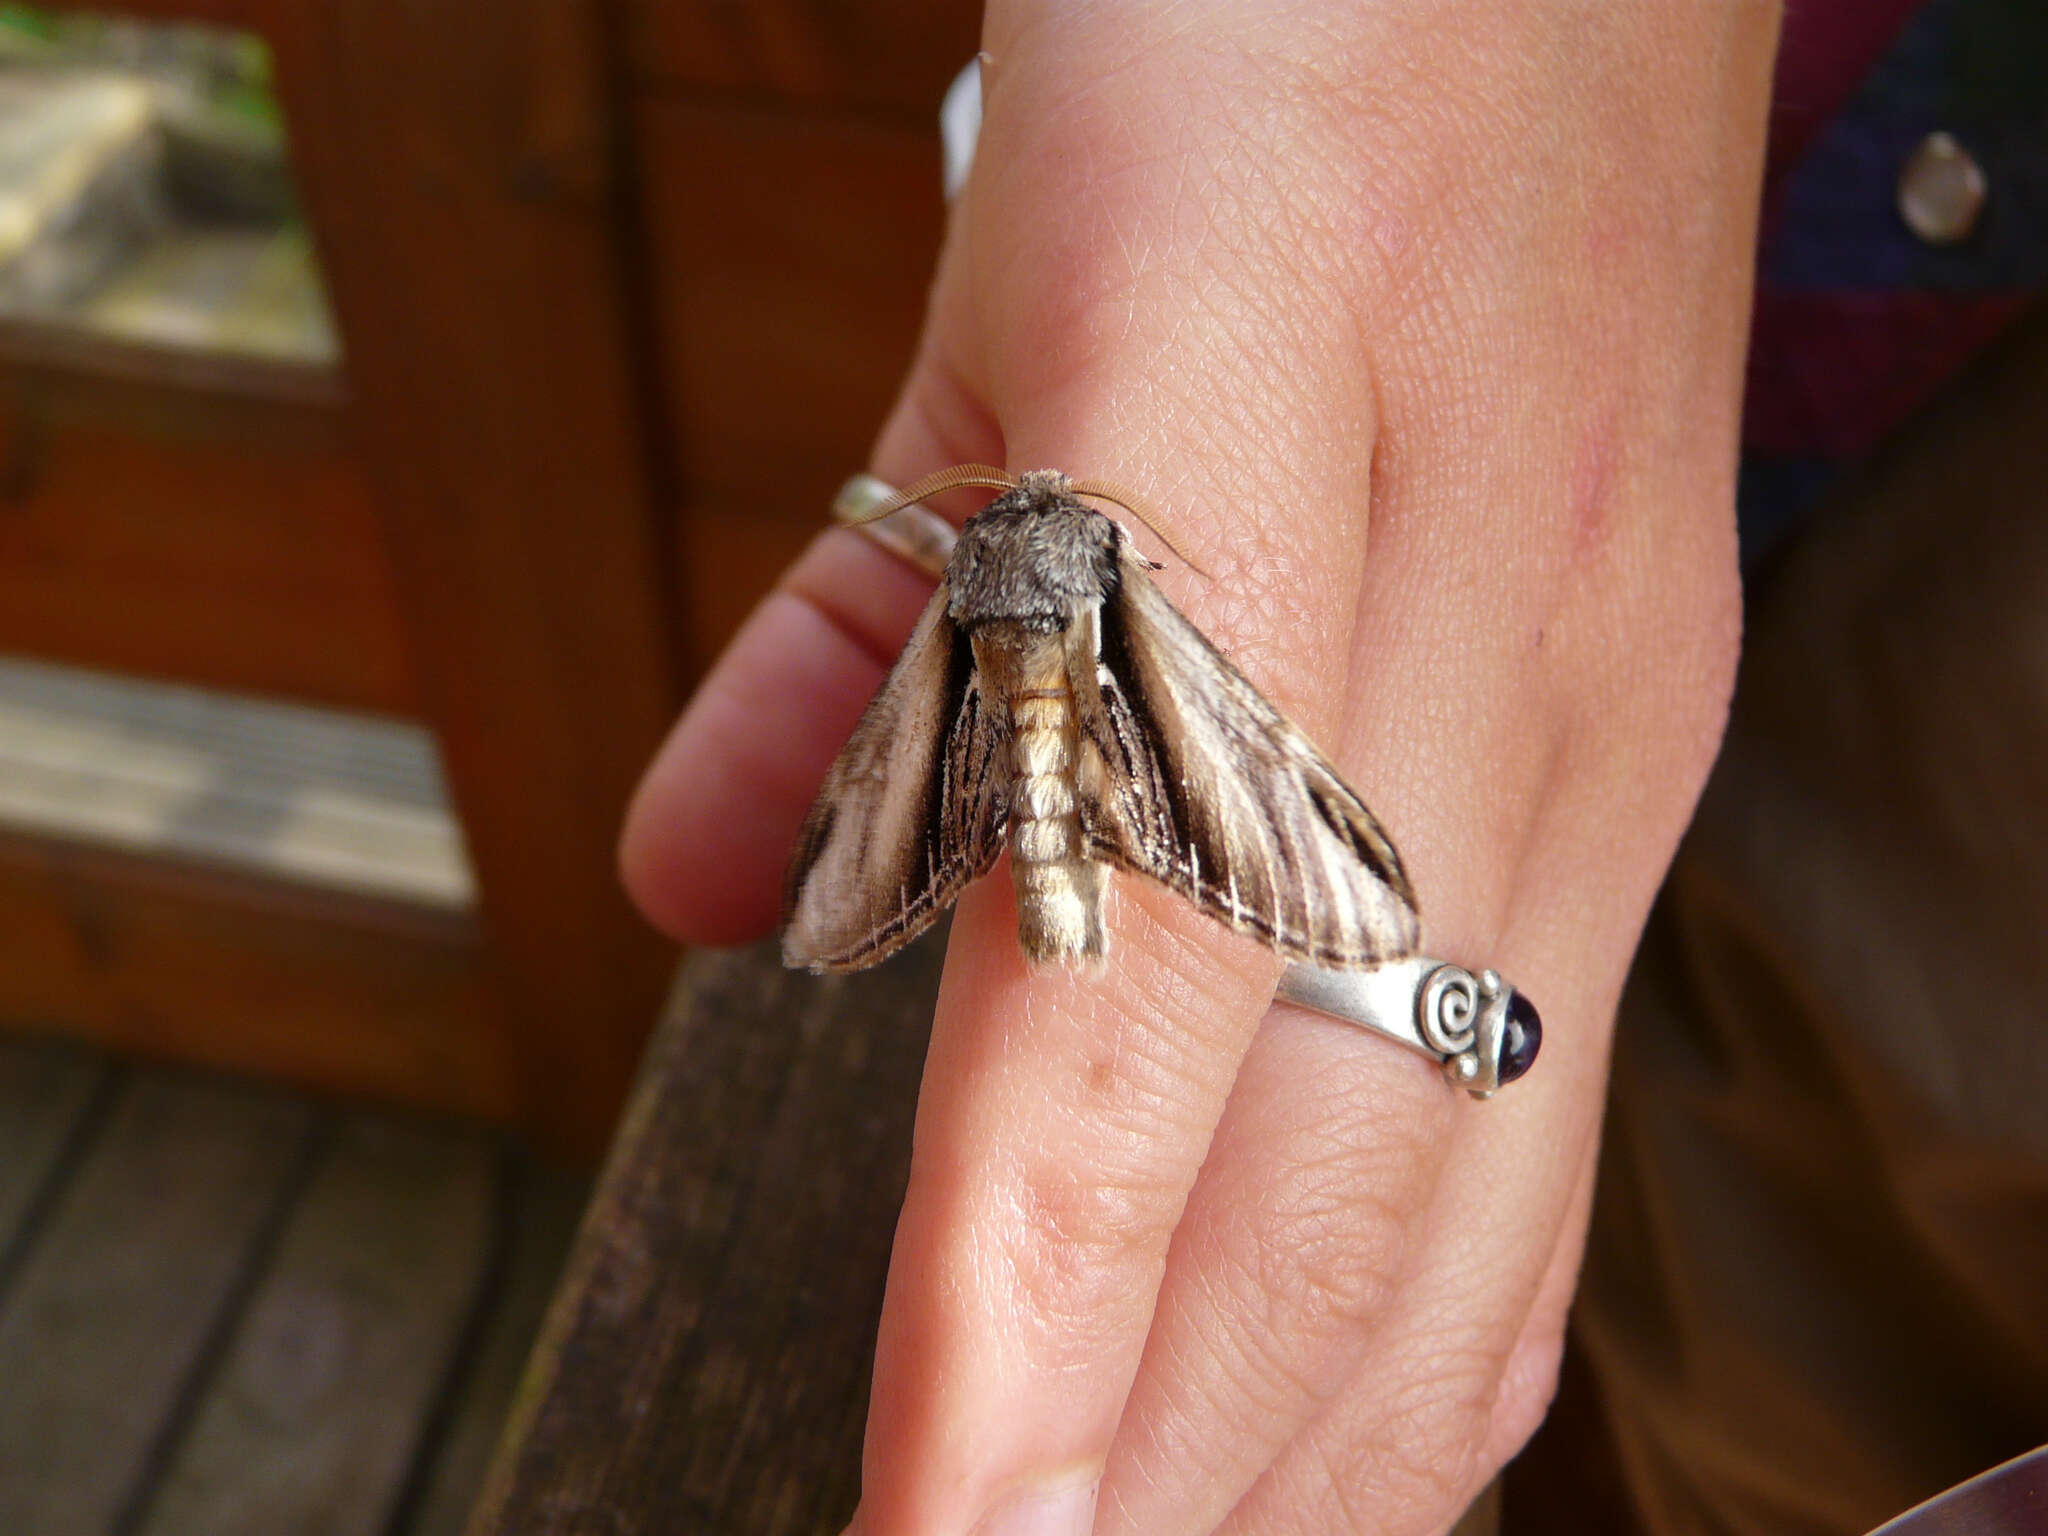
[0,1035,587,1535]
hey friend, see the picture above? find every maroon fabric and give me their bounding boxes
[1761,0,1923,222]
[1744,289,2031,459]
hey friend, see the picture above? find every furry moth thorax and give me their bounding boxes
[945,471,1122,632]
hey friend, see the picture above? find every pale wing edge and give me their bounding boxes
[782,590,1009,971]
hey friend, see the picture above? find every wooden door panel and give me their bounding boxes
[0,387,415,716]
[637,98,947,521]
[0,827,513,1120]
[627,0,980,120]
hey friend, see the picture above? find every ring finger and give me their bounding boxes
[1092,999,1455,1536]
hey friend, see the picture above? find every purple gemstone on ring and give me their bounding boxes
[1498,991,1541,1084]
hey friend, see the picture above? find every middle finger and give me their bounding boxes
[854,870,1288,1534]
[1090,997,1452,1536]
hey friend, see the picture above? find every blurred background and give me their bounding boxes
[0,1,975,1528]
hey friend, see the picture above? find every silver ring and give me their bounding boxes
[832,475,1543,1097]
[834,473,962,579]
[1275,959,1541,1098]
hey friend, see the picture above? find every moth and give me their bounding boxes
[781,466,1420,972]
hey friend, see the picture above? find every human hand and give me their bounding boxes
[623,3,1777,1531]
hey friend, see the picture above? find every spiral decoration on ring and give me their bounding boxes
[1417,965,1482,1057]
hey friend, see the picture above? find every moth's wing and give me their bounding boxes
[782,586,1010,972]
[1072,551,1420,967]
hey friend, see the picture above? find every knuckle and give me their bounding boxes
[1251,1145,1404,1336]
[1005,1157,1183,1339]
[1321,1345,1502,1524]
[1190,1136,1411,1413]
[1243,1099,1427,1325]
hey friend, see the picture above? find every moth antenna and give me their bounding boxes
[1067,476,1212,579]
[842,463,1020,524]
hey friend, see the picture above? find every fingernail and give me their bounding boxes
[971,1478,1098,1536]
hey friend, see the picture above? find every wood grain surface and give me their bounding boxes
[135,1117,496,1535]
[627,0,981,121]
[0,828,512,1123]
[0,1074,313,1535]
[0,390,411,717]
[637,99,947,521]
[632,97,950,679]
[0,1039,590,1536]
[472,936,944,1535]
[0,1036,105,1265]
[405,1158,592,1536]
[263,0,688,1153]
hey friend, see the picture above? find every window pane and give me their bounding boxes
[0,9,337,365]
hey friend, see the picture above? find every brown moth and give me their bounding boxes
[781,467,1419,972]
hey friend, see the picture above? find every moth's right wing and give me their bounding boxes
[1071,549,1420,968]
[782,586,1010,972]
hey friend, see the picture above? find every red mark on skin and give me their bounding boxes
[1569,411,1622,568]
[1568,220,1641,571]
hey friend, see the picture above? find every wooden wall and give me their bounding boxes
[0,0,977,1155]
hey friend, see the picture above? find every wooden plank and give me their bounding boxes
[0,654,470,909]
[638,100,946,521]
[0,322,342,416]
[0,1072,312,1536]
[401,1156,591,1536]
[0,1034,104,1262]
[626,0,982,122]
[134,1114,496,1536]
[0,827,516,1124]
[471,937,942,1536]
[267,0,686,1155]
[0,396,416,717]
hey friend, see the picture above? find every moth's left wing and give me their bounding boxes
[782,585,1010,971]
[1072,549,1420,967]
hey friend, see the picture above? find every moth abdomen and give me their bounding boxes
[1013,766,1077,821]
[1011,700,1103,961]
[966,622,1110,964]
[1014,856,1106,962]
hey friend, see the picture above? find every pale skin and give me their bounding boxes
[621,4,1780,1532]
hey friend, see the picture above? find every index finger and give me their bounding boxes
[618,528,938,944]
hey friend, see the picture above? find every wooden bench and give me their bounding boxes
[467,936,944,1535]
